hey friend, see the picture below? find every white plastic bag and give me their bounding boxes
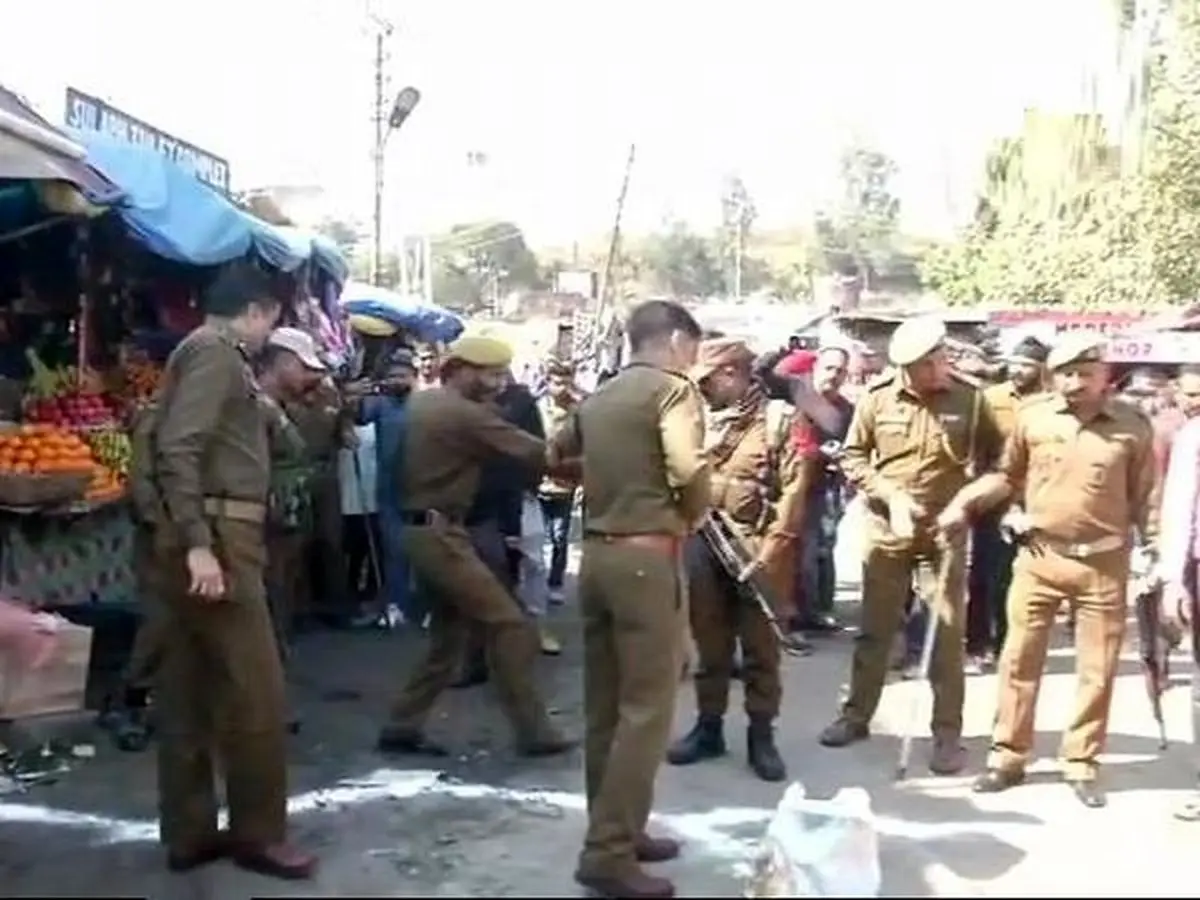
[744,783,881,898]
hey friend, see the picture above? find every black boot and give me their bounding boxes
[666,714,726,765]
[747,716,787,782]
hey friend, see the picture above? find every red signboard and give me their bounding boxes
[987,309,1150,334]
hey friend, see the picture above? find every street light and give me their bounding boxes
[372,83,422,285]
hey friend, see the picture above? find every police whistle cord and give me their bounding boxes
[697,509,811,657]
[896,558,939,781]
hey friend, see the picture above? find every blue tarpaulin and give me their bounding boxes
[75,130,255,266]
[340,281,464,343]
[73,131,347,281]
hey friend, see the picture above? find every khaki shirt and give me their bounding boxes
[996,393,1159,547]
[709,400,803,540]
[842,372,1002,537]
[983,382,1043,442]
[401,386,545,519]
[155,324,270,550]
[550,364,709,536]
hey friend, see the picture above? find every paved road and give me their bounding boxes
[1,502,1197,897]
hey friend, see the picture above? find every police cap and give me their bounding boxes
[445,335,513,368]
[888,316,947,367]
[1046,332,1107,371]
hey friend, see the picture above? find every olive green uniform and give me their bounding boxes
[549,365,710,882]
[264,403,312,658]
[383,386,564,747]
[286,387,349,617]
[837,371,1001,739]
[151,323,288,855]
[122,402,168,697]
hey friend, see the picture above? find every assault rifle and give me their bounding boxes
[697,509,811,656]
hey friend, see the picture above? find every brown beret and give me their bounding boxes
[690,338,756,383]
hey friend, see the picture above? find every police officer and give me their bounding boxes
[285,370,352,626]
[150,264,315,878]
[665,337,798,783]
[258,328,330,664]
[377,336,573,757]
[941,332,1159,808]
[549,300,710,900]
[817,317,1002,776]
[966,336,1048,669]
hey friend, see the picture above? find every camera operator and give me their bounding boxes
[346,348,421,624]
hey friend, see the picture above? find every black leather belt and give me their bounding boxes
[400,509,462,526]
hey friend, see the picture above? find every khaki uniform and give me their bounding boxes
[385,386,561,744]
[690,399,799,720]
[151,324,287,854]
[286,387,349,616]
[839,371,1002,736]
[984,394,1158,780]
[549,365,710,881]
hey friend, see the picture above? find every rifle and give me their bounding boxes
[697,509,810,656]
[1133,575,1181,749]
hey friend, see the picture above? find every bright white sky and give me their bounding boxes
[3,0,1118,246]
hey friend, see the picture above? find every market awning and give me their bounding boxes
[75,130,320,273]
[0,86,121,204]
[75,130,256,266]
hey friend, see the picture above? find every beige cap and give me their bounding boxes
[1046,332,1106,371]
[888,316,947,366]
[267,327,327,371]
[446,335,514,368]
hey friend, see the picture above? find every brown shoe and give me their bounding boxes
[517,732,578,757]
[231,842,317,880]
[376,724,449,757]
[575,867,675,898]
[929,734,966,775]
[166,829,233,872]
[635,833,682,863]
[972,768,1024,794]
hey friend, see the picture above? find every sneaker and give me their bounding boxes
[547,587,566,606]
[539,626,562,656]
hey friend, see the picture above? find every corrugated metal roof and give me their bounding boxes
[0,85,121,202]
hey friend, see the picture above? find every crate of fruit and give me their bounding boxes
[0,426,97,508]
[0,472,90,507]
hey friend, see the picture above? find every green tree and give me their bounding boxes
[922,1,1200,309]
[314,217,365,260]
[813,143,902,284]
[428,220,544,312]
[437,220,542,289]
[641,221,724,297]
[719,175,759,296]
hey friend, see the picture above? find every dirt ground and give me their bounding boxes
[2,505,1199,898]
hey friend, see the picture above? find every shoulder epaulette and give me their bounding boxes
[865,371,896,392]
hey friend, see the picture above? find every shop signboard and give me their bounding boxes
[63,88,230,194]
[1107,330,1200,364]
[988,309,1149,335]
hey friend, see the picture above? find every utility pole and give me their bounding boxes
[370,24,391,286]
[734,203,744,302]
